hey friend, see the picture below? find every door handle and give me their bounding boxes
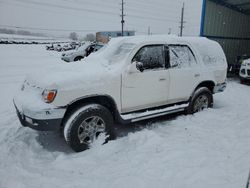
[194,73,200,78]
[159,78,166,81]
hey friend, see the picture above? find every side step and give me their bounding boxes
[121,103,189,122]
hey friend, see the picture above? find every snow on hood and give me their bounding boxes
[25,55,122,90]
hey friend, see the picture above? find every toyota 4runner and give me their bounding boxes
[14,35,227,152]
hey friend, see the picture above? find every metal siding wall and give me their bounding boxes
[204,0,250,65]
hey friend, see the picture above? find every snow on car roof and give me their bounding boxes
[103,35,226,67]
[108,34,212,46]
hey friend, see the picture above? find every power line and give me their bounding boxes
[127,14,178,23]
[0,0,120,24]
[125,0,183,10]
[65,0,182,17]
[126,0,182,13]
[5,0,200,25]
[1,0,200,35]
[11,0,118,16]
[64,0,120,10]
[7,0,182,24]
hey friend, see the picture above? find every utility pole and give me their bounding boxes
[179,2,185,37]
[121,0,125,36]
[148,26,151,35]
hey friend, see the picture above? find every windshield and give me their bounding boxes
[85,39,137,66]
[111,43,136,62]
[97,42,136,64]
[76,43,90,51]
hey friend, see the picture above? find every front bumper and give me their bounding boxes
[239,72,250,80]
[213,82,227,93]
[14,100,66,131]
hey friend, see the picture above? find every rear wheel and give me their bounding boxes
[63,104,115,152]
[186,87,213,114]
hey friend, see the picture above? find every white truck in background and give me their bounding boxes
[61,42,104,62]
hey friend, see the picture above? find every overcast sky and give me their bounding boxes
[0,0,202,37]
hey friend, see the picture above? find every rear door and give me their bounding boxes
[167,45,201,103]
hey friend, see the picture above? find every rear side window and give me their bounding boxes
[169,45,197,68]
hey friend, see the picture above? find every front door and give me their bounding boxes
[122,45,170,113]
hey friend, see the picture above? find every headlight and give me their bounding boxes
[42,89,57,103]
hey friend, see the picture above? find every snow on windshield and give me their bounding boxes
[76,43,90,51]
[110,43,136,63]
[91,39,136,64]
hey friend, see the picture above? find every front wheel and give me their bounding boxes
[74,56,83,61]
[63,104,115,152]
[240,77,246,84]
[186,87,213,114]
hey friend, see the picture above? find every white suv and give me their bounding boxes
[239,58,250,83]
[14,35,227,152]
[61,43,104,62]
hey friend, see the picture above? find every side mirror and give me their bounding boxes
[128,62,138,74]
[128,61,145,74]
[136,62,144,72]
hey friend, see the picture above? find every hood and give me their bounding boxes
[25,55,123,91]
[62,49,77,56]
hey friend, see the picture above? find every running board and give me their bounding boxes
[121,103,189,122]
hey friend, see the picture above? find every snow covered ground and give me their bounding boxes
[0,44,250,188]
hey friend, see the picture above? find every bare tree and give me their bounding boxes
[69,32,78,41]
[84,33,95,42]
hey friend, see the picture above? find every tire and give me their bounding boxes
[74,56,83,61]
[186,87,213,114]
[240,77,245,84]
[63,104,115,152]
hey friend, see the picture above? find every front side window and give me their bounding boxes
[169,45,196,68]
[133,45,165,70]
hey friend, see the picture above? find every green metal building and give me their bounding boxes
[200,0,250,72]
